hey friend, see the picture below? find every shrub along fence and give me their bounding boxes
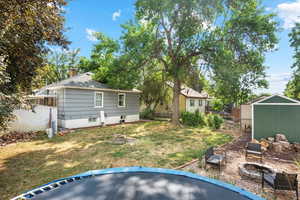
[181,111,224,129]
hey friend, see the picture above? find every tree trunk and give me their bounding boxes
[172,78,181,126]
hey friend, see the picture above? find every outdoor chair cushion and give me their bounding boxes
[207,155,225,165]
[247,143,262,152]
[246,150,262,155]
[264,173,276,186]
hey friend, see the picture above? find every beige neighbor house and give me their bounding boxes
[154,83,210,117]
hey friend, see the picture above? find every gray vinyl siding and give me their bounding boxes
[58,88,139,120]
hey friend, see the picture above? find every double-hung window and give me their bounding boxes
[190,99,195,107]
[95,92,103,108]
[199,99,202,106]
[118,93,126,107]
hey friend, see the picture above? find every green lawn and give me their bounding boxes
[0,121,233,199]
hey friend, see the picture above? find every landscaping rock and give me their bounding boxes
[293,143,300,152]
[271,142,283,153]
[275,134,288,142]
[278,141,291,151]
[267,137,274,142]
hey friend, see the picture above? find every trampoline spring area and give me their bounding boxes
[12,176,89,199]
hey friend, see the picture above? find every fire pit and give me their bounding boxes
[239,162,275,181]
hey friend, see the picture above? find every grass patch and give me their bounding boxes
[0,121,233,199]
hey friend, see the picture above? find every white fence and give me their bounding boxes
[241,104,252,131]
[9,105,57,133]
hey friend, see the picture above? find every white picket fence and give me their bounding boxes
[9,105,57,133]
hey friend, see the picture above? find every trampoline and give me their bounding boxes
[13,167,265,200]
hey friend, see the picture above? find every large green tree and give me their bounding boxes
[0,65,21,131]
[78,25,169,109]
[285,23,300,100]
[31,48,81,89]
[0,0,69,94]
[0,0,69,129]
[133,0,278,125]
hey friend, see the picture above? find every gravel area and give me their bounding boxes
[182,150,300,200]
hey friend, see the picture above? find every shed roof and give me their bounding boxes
[244,96,268,105]
[252,94,300,105]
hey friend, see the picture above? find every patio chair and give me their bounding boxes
[262,171,298,200]
[245,142,262,162]
[204,147,227,172]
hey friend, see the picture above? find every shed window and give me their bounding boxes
[199,100,202,106]
[95,92,103,108]
[118,93,126,107]
[190,99,195,107]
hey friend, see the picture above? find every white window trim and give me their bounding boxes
[118,93,126,108]
[94,92,104,108]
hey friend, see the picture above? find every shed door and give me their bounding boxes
[253,105,300,142]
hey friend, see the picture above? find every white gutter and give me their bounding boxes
[47,86,142,94]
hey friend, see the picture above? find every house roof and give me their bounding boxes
[36,72,141,95]
[167,82,209,99]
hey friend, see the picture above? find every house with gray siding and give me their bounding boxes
[35,72,141,129]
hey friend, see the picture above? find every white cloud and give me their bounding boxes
[256,73,292,94]
[265,7,272,11]
[112,9,121,21]
[85,28,97,41]
[277,0,300,29]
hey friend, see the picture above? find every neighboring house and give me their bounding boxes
[154,82,210,117]
[11,72,141,131]
[251,94,300,142]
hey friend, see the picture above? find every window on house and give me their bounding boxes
[95,92,103,108]
[118,93,126,107]
[199,99,202,106]
[190,99,195,107]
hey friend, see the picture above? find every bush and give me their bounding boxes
[140,108,155,120]
[180,110,205,127]
[206,114,224,130]
[210,99,224,112]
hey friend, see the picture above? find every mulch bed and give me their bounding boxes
[265,150,298,161]
[0,131,40,147]
[223,133,251,151]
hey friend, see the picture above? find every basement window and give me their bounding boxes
[88,117,97,123]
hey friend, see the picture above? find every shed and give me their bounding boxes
[252,94,300,142]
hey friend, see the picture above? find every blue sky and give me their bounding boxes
[64,0,300,94]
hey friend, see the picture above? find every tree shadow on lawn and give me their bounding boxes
[0,142,115,199]
[0,122,234,199]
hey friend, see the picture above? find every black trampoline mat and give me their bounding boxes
[32,172,251,200]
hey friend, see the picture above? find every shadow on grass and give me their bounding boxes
[0,121,234,199]
[0,142,113,199]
